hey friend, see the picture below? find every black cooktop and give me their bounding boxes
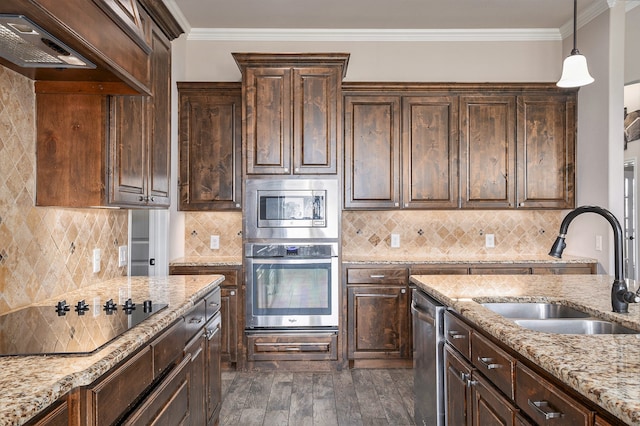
[0,299,167,356]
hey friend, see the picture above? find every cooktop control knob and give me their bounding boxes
[103,299,118,314]
[122,298,136,314]
[55,300,70,316]
[143,300,153,313]
[74,300,90,315]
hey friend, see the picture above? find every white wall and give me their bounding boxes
[626,5,640,84]
[181,40,562,82]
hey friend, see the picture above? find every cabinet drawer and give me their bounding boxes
[184,299,207,342]
[205,287,222,318]
[471,332,516,400]
[347,268,408,284]
[247,333,338,361]
[152,319,186,377]
[444,311,472,360]
[88,345,154,426]
[516,363,593,426]
[470,267,531,275]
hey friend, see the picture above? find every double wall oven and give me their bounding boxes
[244,179,339,330]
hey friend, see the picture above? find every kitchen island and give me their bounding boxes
[411,273,640,425]
[0,274,223,426]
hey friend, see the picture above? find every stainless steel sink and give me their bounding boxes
[481,302,591,319]
[513,319,639,335]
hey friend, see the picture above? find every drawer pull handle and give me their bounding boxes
[285,347,301,351]
[477,356,502,370]
[189,317,204,324]
[369,274,385,279]
[209,302,219,308]
[528,399,563,420]
[448,331,466,339]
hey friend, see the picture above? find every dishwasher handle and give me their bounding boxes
[411,300,435,326]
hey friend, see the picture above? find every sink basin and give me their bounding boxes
[514,319,639,335]
[481,302,591,319]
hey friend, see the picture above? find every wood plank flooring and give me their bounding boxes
[220,369,415,426]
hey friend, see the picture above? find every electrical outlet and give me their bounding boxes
[118,245,128,267]
[485,234,495,248]
[210,235,220,250]
[92,248,101,273]
[391,233,400,248]
[595,235,603,251]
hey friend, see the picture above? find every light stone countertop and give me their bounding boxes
[410,274,640,425]
[0,275,224,426]
[170,256,242,267]
[344,253,596,264]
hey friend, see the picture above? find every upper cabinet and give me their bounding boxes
[178,83,242,211]
[459,95,516,209]
[34,0,182,208]
[233,53,350,175]
[344,83,576,210]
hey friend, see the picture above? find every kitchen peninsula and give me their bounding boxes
[0,274,223,426]
[411,273,640,425]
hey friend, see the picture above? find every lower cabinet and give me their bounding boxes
[345,267,411,366]
[26,397,69,426]
[442,309,613,426]
[206,312,223,425]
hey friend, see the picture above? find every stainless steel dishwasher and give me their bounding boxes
[412,288,445,426]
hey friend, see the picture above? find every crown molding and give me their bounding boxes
[162,0,192,35]
[186,28,562,42]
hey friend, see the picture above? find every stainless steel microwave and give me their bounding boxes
[245,179,339,240]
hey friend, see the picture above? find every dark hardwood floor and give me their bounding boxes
[220,368,415,426]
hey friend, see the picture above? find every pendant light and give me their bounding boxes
[557,0,594,88]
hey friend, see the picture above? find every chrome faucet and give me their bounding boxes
[548,205,640,313]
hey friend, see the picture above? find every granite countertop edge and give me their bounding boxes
[0,275,224,426]
[410,274,640,426]
[343,254,596,264]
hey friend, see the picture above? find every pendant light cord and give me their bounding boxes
[571,0,579,55]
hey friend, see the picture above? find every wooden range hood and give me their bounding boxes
[0,0,182,95]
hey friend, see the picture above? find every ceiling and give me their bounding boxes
[169,0,605,34]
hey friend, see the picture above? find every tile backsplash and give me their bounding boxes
[0,66,127,315]
[184,212,243,257]
[183,209,561,259]
[342,210,562,257]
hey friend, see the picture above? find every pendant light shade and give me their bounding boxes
[556,0,594,88]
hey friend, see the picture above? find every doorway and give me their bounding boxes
[624,160,638,282]
[128,210,169,276]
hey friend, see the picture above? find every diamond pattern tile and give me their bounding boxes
[0,67,127,315]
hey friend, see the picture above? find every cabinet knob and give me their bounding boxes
[235,203,241,208]
[401,288,406,294]
[284,168,289,172]
[295,168,299,172]
[394,202,399,207]
[230,290,236,296]
[138,196,144,202]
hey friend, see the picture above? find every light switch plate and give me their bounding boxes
[118,245,128,267]
[92,248,101,273]
[485,234,495,248]
[391,233,400,248]
[210,235,220,250]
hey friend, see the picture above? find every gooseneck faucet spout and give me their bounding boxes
[548,205,640,313]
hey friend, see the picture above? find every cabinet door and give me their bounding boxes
[178,85,242,210]
[244,67,292,174]
[185,329,206,426]
[220,286,238,365]
[516,95,575,208]
[206,313,222,425]
[292,67,339,174]
[146,21,171,206]
[472,374,517,426]
[444,345,473,426]
[347,285,410,359]
[402,96,459,208]
[344,95,401,209]
[109,95,148,206]
[460,96,516,209]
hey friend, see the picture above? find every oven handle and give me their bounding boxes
[246,258,335,265]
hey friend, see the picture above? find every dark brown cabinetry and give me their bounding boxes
[344,91,458,209]
[233,53,349,175]
[178,83,242,210]
[516,95,575,208]
[34,2,178,208]
[343,84,576,210]
[460,95,516,209]
[442,308,614,426]
[26,396,69,426]
[345,267,411,366]
[170,265,242,369]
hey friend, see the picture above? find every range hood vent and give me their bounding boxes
[0,14,95,69]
